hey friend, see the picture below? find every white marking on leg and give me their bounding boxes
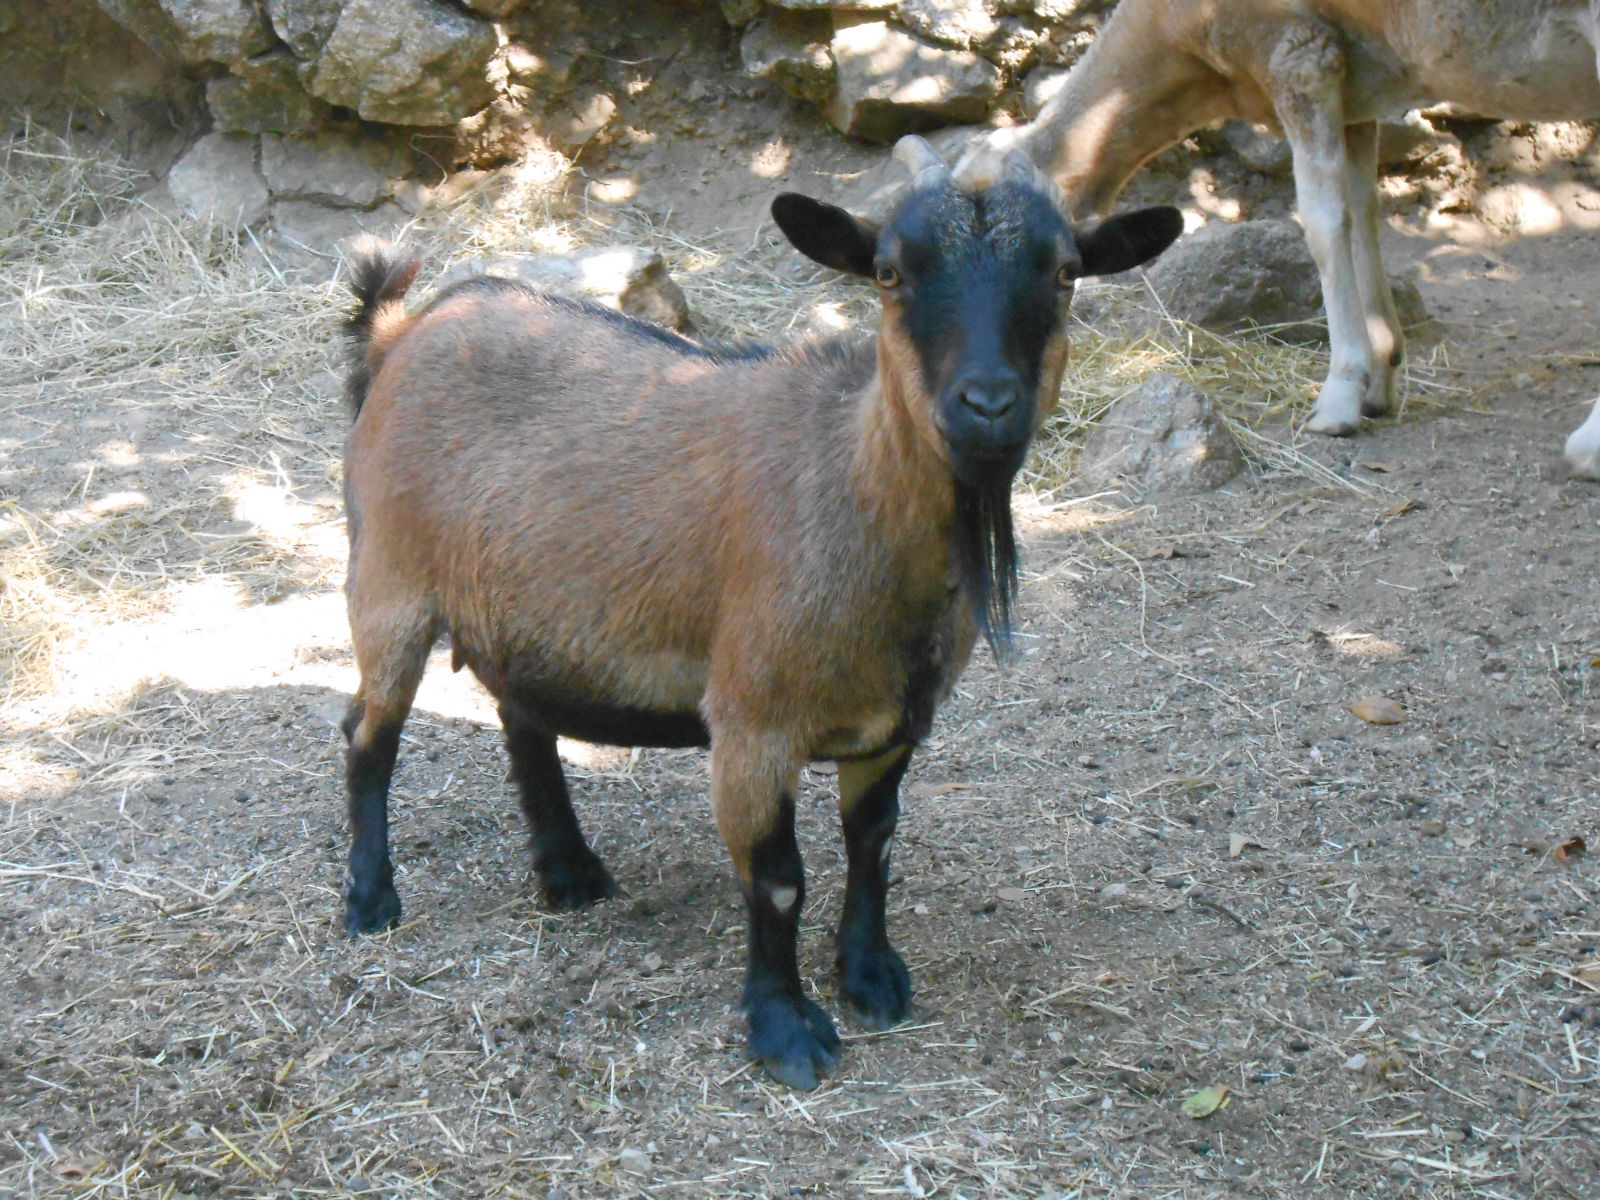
[1565,396,1600,480]
[769,884,798,912]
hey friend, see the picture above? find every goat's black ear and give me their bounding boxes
[1076,206,1184,277]
[772,194,879,279]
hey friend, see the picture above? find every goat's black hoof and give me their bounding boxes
[537,851,619,911]
[746,991,841,1090]
[344,883,402,936]
[837,944,912,1031]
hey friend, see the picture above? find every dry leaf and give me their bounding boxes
[1351,695,1405,724]
[996,887,1029,902]
[1381,499,1422,517]
[1359,460,1396,473]
[1182,1084,1230,1118]
[1554,835,1587,863]
[909,781,967,799]
[1228,833,1264,859]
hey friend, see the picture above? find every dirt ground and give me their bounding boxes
[4,35,1600,1200]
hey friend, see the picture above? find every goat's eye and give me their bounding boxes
[1057,263,1078,288]
[875,263,901,287]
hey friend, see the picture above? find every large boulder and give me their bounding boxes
[95,0,275,66]
[301,0,499,125]
[828,20,1002,142]
[1076,373,1245,493]
[259,130,396,207]
[1142,219,1325,340]
[165,132,270,229]
[206,50,331,133]
[262,0,343,59]
[741,11,835,105]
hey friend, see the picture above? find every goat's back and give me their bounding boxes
[346,281,890,717]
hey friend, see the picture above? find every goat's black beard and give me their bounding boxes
[951,472,1019,662]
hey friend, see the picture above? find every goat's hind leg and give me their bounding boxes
[835,745,913,1030]
[342,606,435,936]
[499,702,618,909]
[1344,120,1404,418]
[1271,22,1375,436]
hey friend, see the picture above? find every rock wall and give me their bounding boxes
[9,0,1111,148]
[2,0,1130,260]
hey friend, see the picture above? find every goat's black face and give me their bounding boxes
[773,140,1182,652]
[879,178,1073,485]
[773,150,1181,487]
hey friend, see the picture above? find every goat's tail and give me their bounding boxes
[343,242,422,417]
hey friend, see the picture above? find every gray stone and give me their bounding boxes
[260,131,392,207]
[461,0,526,16]
[548,93,619,153]
[828,21,1002,142]
[771,0,896,8]
[433,248,692,331]
[1220,121,1292,176]
[268,199,409,263]
[897,0,1000,49]
[303,0,498,126]
[1077,373,1245,492]
[95,0,275,65]
[263,0,342,59]
[207,51,330,133]
[719,0,765,25]
[503,45,574,91]
[166,132,269,229]
[740,12,834,106]
[1378,113,1446,167]
[1143,219,1325,341]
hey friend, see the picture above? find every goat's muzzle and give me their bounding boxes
[940,370,1034,487]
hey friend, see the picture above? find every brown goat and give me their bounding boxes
[336,136,1181,1088]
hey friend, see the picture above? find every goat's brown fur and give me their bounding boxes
[335,140,1180,1087]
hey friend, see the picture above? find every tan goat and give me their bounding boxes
[985,0,1600,476]
[335,137,1181,1088]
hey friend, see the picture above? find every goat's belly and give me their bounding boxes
[510,684,712,749]
[476,645,712,747]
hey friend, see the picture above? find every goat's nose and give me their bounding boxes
[957,379,1020,422]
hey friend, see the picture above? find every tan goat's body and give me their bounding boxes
[346,283,974,765]
[333,144,1183,1088]
[1004,0,1600,471]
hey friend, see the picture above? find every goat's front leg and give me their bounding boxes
[835,745,913,1030]
[712,731,840,1090]
[1271,28,1374,436]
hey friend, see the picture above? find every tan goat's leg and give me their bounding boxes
[1275,68,1376,436]
[1343,120,1404,418]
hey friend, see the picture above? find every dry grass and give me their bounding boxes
[4,124,1596,1200]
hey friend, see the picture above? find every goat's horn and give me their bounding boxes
[893,135,954,187]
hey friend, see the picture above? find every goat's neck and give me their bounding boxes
[849,353,956,572]
[1013,8,1234,218]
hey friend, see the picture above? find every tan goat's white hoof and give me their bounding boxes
[1564,396,1600,480]
[1305,378,1366,437]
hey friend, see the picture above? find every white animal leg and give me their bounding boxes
[1344,121,1403,417]
[1272,42,1374,437]
[1565,396,1600,480]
